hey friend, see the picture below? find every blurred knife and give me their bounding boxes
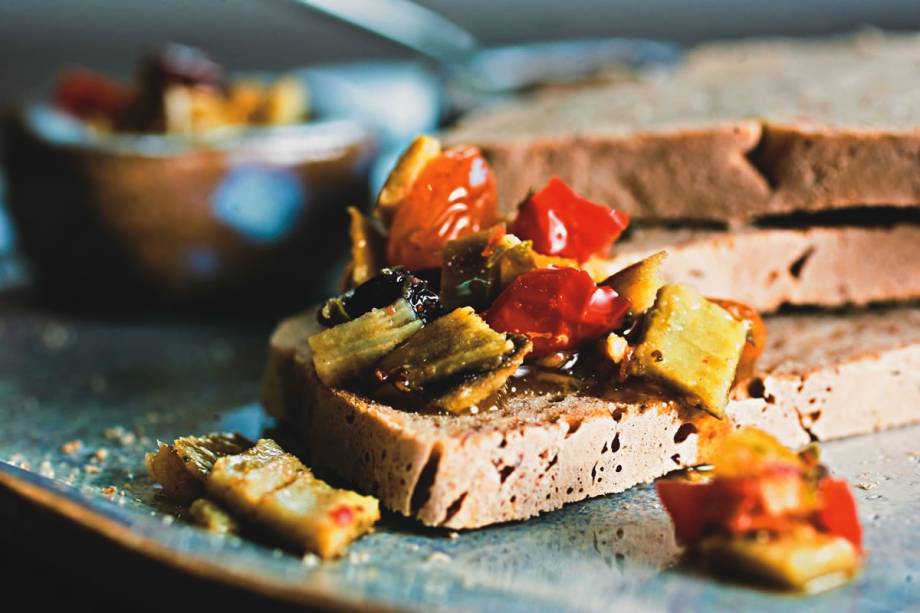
[279,0,680,96]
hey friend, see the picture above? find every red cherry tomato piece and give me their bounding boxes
[483,268,630,357]
[815,477,863,551]
[54,68,133,121]
[656,480,710,546]
[509,177,629,263]
[657,476,801,546]
[386,146,498,271]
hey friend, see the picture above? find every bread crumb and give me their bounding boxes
[101,486,117,497]
[161,515,175,525]
[448,532,460,540]
[7,453,31,470]
[84,464,100,474]
[302,553,320,567]
[39,460,55,478]
[104,426,136,447]
[856,481,878,491]
[94,448,109,461]
[348,551,370,564]
[61,440,82,454]
[426,552,451,563]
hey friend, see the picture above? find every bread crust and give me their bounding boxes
[446,32,920,221]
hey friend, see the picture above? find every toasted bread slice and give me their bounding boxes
[262,305,920,529]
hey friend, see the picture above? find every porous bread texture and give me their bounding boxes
[590,224,920,313]
[446,31,920,221]
[265,305,920,528]
[263,311,811,529]
[736,306,920,440]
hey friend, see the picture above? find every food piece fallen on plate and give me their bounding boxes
[53,44,309,135]
[145,432,251,504]
[656,428,863,592]
[208,439,380,559]
[188,498,240,535]
[147,435,380,559]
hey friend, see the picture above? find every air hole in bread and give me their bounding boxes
[442,492,468,524]
[499,465,515,484]
[612,409,623,422]
[610,433,621,453]
[747,377,765,398]
[615,465,623,473]
[546,454,558,471]
[788,246,816,279]
[671,453,681,465]
[410,447,441,515]
[674,423,697,444]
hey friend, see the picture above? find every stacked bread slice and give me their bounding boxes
[446,30,920,438]
[265,32,920,529]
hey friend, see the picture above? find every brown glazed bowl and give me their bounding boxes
[2,105,375,315]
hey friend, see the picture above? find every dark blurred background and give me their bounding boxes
[3,0,920,105]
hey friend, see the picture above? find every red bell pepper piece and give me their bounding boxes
[509,177,629,263]
[387,146,498,271]
[815,477,863,551]
[483,267,630,357]
[657,472,807,547]
[54,68,133,121]
[656,479,710,546]
[658,473,863,551]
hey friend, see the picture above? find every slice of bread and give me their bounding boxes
[446,31,920,221]
[588,223,920,313]
[263,305,920,529]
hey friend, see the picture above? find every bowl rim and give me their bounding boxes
[17,102,376,162]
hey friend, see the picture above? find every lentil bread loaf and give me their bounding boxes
[262,306,920,529]
[588,223,920,312]
[446,31,920,221]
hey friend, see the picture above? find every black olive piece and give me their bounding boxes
[141,44,227,94]
[317,267,442,327]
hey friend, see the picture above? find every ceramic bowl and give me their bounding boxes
[2,105,376,313]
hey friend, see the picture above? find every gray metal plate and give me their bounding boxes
[2,299,918,611]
